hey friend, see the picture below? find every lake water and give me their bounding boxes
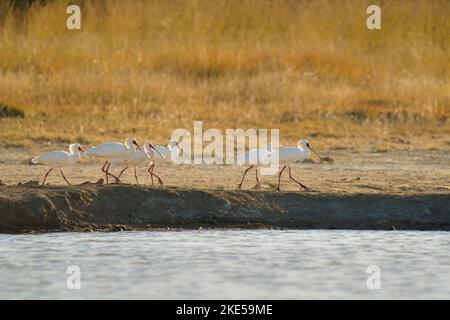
[0,230,449,299]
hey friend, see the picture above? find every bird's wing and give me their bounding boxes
[277,147,301,162]
[154,146,170,160]
[31,151,70,165]
[130,151,151,164]
[85,142,125,158]
[236,148,263,165]
[110,157,128,166]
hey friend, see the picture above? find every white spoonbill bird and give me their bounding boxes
[84,137,145,184]
[153,139,184,162]
[270,139,323,191]
[112,142,165,185]
[141,142,169,186]
[31,143,84,185]
[143,139,184,185]
[235,144,272,190]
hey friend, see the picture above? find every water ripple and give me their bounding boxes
[0,230,449,299]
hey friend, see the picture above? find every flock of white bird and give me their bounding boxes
[31,137,323,191]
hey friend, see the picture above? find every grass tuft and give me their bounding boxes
[0,103,25,118]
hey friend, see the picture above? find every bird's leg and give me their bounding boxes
[235,165,254,190]
[105,162,112,183]
[147,163,155,186]
[101,161,109,184]
[277,165,287,191]
[255,168,262,188]
[60,168,71,186]
[150,168,164,186]
[118,167,129,179]
[147,163,163,185]
[105,162,121,184]
[150,171,163,185]
[134,166,139,185]
[42,168,53,185]
[288,166,309,191]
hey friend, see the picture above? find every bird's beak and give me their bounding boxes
[150,144,165,159]
[78,147,84,152]
[133,141,142,151]
[176,142,184,157]
[308,144,323,160]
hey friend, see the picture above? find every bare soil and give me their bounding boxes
[0,149,449,233]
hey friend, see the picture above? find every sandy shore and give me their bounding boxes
[0,184,449,233]
[0,149,449,233]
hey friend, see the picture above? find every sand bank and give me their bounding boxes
[0,184,448,233]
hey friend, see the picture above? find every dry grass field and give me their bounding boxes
[0,0,449,153]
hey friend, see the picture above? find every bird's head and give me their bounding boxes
[299,139,323,160]
[143,142,154,155]
[132,139,141,150]
[297,139,309,149]
[70,143,84,153]
[142,142,151,153]
[169,140,184,157]
[125,137,142,150]
[143,142,165,159]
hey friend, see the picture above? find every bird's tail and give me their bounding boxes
[30,155,41,165]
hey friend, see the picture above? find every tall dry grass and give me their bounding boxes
[0,0,449,151]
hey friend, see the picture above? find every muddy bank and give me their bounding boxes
[0,184,449,233]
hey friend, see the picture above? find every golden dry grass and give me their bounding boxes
[0,0,449,153]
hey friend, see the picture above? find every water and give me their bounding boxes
[0,230,449,299]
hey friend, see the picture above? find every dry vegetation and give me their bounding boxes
[0,0,449,153]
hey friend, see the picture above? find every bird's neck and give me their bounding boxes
[298,145,307,152]
[70,150,81,161]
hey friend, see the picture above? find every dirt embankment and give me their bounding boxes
[0,183,449,233]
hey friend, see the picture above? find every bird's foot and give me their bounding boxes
[157,179,164,186]
[299,184,309,191]
[235,183,243,190]
[111,175,121,184]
